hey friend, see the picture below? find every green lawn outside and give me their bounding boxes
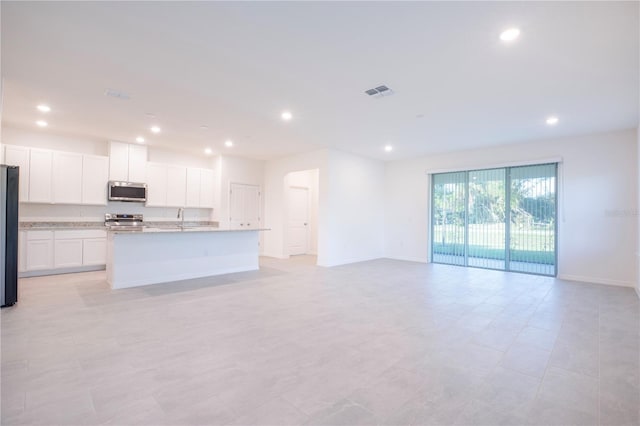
[432,224,555,265]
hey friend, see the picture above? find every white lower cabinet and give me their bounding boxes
[23,229,107,274]
[54,239,84,268]
[83,238,107,265]
[25,231,54,271]
[18,232,26,273]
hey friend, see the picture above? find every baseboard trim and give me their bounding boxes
[260,253,290,260]
[321,255,386,268]
[385,256,429,264]
[557,274,635,288]
[19,265,106,278]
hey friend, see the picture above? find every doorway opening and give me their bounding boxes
[284,169,319,257]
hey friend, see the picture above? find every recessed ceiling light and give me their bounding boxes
[281,111,293,121]
[204,147,213,155]
[36,104,51,113]
[546,116,559,125]
[384,145,393,152]
[36,120,48,127]
[500,28,520,42]
[200,125,209,130]
[136,136,145,144]
[224,140,234,147]
[150,126,161,133]
[145,113,156,118]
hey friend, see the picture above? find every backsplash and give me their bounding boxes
[19,202,213,222]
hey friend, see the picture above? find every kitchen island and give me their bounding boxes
[106,226,268,289]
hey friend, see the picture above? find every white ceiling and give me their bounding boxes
[2,1,638,161]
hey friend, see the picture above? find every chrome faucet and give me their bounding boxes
[177,208,185,226]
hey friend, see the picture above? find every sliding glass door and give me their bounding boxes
[432,172,466,266]
[431,163,557,276]
[508,164,557,275]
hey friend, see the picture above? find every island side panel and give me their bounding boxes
[107,230,260,289]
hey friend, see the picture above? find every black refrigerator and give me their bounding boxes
[1,165,19,307]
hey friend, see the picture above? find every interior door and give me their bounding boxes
[229,183,260,229]
[243,185,260,229]
[288,186,309,255]
[229,183,245,228]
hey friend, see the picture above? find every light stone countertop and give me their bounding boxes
[19,222,107,231]
[19,221,220,231]
[108,226,269,234]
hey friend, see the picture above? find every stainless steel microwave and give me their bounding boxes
[108,181,147,202]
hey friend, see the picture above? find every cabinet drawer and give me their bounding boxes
[54,229,106,240]
[26,230,53,241]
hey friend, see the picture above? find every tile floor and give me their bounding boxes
[1,256,639,425]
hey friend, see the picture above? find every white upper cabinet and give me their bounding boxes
[185,167,201,208]
[128,144,147,183]
[29,149,53,203]
[147,163,189,208]
[108,141,129,181]
[200,168,214,208]
[82,155,109,205]
[146,162,168,207]
[4,146,30,202]
[109,141,147,182]
[52,152,83,204]
[166,165,187,207]
[185,167,216,208]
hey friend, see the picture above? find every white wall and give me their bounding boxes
[263,149,385,267]
[3,125,215,222]
[217,155,264,227]
[385,128,638,288]
[263,149,329,261]
[285,169,319,255]
[4,126,107,156]
[637,127,640,296]
[0,78,4,163]
[324,150,385,266]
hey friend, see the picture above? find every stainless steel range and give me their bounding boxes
[104,213,145,231]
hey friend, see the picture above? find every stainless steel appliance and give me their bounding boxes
[108,181,147,202]
[1,165,19,307]
[105,213,145,231]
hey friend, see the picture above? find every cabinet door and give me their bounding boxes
[83,238,106,265]
[243,185,261,229]
[109,141,129,181]
[166,166,187,207]
[185,168,201,208]
[229,183,245,228]
[29,149,53,203]
[4,146,30,202]
[54,239,83,268]
[18,231,26,273]
[26,239,53,270]
[52,152,83,204]
[199,168,214,208]
[145,163,168,206]
[127,144,147,183]
[82,155,109,205]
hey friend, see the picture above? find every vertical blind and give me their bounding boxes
[431,163,557,276]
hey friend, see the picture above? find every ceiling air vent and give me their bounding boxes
[104,88,131,100]
[364,84,394,98]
